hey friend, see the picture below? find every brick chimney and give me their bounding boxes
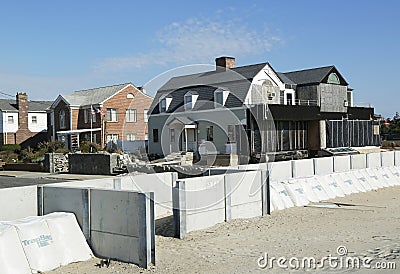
[215,56,236,71]
[16,92,28,130]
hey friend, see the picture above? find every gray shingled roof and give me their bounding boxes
[150,63,267,114]
[62,83,132,106]
[276,72,296,85]
[0,99,52,112]
[282,65,348,86]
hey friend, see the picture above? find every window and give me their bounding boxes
[59,110,66,128]
[215,92,223,106]
[84,109,88,123]
[92,111,96,123]
[327,73,340,84]
[170,129,175,142]
[160,98,167,112]
[106,134,118,143]
[145,133,148,140]
[214,88,229,107]
[144,109,149,122]
[184,94,192,110]
[228,125,235,142]
[7,116,14,124]
[127,93,134,99]
[126,109,137,122]
[31,116,37,124]
[126,133,136,141]
[207,126,214,141]
[153,128,159,143]
[107,108,118,122]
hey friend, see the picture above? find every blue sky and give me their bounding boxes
[0,0,398,117]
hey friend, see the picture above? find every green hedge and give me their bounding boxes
[0,144,21,152]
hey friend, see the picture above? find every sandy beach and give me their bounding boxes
[48,185,400,273]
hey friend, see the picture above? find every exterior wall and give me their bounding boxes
[102,85,152,142]
[318,83,347,113]
[295,85,319,104]
[28,112,47,132]
[53,100,71,132]
[148,107,245,156]
[1,112,19,133]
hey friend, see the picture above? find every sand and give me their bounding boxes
[47,186,400,273]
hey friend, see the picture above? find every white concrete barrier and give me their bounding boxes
[375,168,397,186]
[307,177,330,201]
[0,186,37,221]
[316,176,337,199]
[357,169,380,190]
[381,151,395,167]
[352,170,373,191]
[173,175,226,238]
[292,159,314,178]
[268,161,292,181]
[320,175,345,197]
[350,154,367,170]
[299,178,320,202]
[366,152,382,168]
[313,157,334,175]
[227,171,262,219]
[365,169,388,188]
[333,156,351,173]
[330,173,353,195]
[395,151,400,166]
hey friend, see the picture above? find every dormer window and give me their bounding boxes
[184,92,198,111]
[214,88,229,108]
[159,96,172,113]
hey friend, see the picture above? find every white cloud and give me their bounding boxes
[95,18,281,72]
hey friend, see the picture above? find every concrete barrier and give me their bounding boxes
[49,172,178,219]
[39,186,155,268]
[381,151,395,167]
[173,175,226,238]
[90,189,155,267]
[395,151,400,166]
[226,171,262,219]
[333,155,351,172]
[366,152,382,168]
[350,154,367,170]
[292,159,314,178]
[0,186,37,221]
[268,161,292,181]
[313,157,334,175]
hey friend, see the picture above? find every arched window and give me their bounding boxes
[59,109,66,129]
[327,73,340,84]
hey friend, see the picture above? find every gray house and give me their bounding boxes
[148,57,379,163]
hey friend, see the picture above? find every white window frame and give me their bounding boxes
[126,109,137,122]
[107,108,118,122]
[31,116,37,124]
[7,116,14,124]
[126,133,136,141]
[214,88,229,108]
[144,109,149,122]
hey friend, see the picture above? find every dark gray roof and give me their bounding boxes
[150,63,267,114]
[62,83,132,106]
[0,99,52,112]
[282,65,348,86]
[276,72,296,85]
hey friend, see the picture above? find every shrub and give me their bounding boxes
[79,141,102,153]
[0,144,21,153]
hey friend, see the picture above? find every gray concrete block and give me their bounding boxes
[366,152,382,168]
[381,151,395,167]
[350,154,367,169]
[0,186,37,221]
[333,156,351,172]
[292,159,314,178]
[313,157,334,175]
[268,161,292,181]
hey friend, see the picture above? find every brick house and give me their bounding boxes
[0,93,51,147]
[48,83,153,150]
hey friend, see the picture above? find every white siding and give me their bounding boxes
[2,112,18,133]
[28,112,47,132]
